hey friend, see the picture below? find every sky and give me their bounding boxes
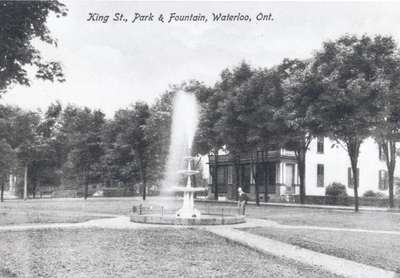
[2,1,400,117]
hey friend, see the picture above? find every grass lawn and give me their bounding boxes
[244,205,400,231]
[242,227,400,273]
[0,209,110,226]
[0,197,174,226]
[2,197,400,231]
[0,198,135,216]
[0,228,343,278]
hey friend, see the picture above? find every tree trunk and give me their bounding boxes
[142,171,147,201]
[23,164,28,200]
[254,170,260,206]
[84,175,89,200]
[296,148,306,204]
[251,152,260,206]
[32,178,37,199]
[351,159,359,212]
[234,153,240,201]
[348,140,360,212]
[264,163,268,202]
[388,171,394,208]
[213,150,219,200]
[382,139,396,208]
[261,151,268,202]
[1,183,4,202]
[387,144,395,209]
[138,157,146,201]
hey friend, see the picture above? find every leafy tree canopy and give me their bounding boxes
[0,1,67,95]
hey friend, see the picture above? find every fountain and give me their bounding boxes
[130,91,245,225]
[173,156,206,218]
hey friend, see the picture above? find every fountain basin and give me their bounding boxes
[167,186,207,193]
[177,169,200,176]
[130,213,245,225]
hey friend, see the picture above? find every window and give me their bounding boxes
[317,136,324,154]
[268,163,276,186]
[241,165,251,192]
[317,164,324,187]
[285,164,295,187]
[250,165,256,185]
[217,167,227,193]
[217,167,225,185]
[208,166,215,185]
[378,145,386,161]
[378,170,388,190]
[227,166,233,184]
[348,167,359,188]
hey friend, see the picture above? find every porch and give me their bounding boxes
[208,150,299,201]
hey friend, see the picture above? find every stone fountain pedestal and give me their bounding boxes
[173,157,206,218]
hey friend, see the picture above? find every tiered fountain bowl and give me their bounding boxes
[130,156,245,225]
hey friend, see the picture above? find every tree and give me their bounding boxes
[194,63,255,200]
[145,90,175,187]
[368,36,400,208]
[29,102,64,198]
[9,110,41,200]
[238,68,288,204]
[195,85,225,200]
[195,63,286,203]
[102,91,174,196]
[0,105,21,197]
[101,120,138,191]
[61,106,105,199]
[0,1,67,95]
[113,102,151,200]
[215,64,292,204]
[276,58,324,204]
[313,35,386,211]
[214,62,254,201]
[0,139,16,202]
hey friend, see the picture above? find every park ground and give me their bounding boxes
[0,197,399,277]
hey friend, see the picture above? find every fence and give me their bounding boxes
[132,204,241,217]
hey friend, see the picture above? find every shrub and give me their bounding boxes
[325,182,348,197]
[103,187,135,197]
[363,190,385,198]
[51,190,78,198]
[325,182,348,205]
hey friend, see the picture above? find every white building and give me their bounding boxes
[304,137,397,197]
[206,137,398,200]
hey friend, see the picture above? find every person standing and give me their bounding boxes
[237,187,248,215]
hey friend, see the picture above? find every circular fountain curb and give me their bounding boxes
[130,213,246,225]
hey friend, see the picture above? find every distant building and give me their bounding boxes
[206,137,399,200]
